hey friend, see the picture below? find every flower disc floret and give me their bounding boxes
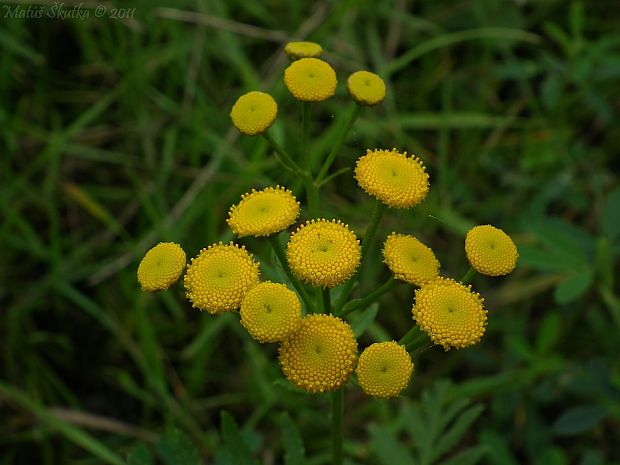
[413,277,487,350]
[278,314,358,393]
[287,219,361,288]
[227,186,300,237]
[383,233,440,286]
[465,225,518,276]
[284,41,323,60]
[347,71,386,106]
[230,91,277,135]
[284,58,337,102]
[354,148,429,208]
[137,242,186,291]
[184,242,260,314]
[356,342,413,398]
[241,282,302,343]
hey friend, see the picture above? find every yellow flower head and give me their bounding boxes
[230,91,277,135]
[287,219,361,288]
[413,277,487,350]
[227,186,300,237]
[137,242,186,291]
[184,242,260,314]
[284,41,323,60]
[240,282,302,343]
[356,341,413,398]
[354,148,429,209]
[278,314,358,393]
[347,71,386,106]
[465,225,518,276]
[284,58,337,102]
[383,233,440,286]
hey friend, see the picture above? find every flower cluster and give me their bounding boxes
[136,40,518,402]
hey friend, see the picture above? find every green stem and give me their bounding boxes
[323,287,331,314]
[406,333,431,353]
[262,132,301,173]
[399,325,422,346]
[268,235,313,312]
[335,200,386,311]
[316,104,360,184]
[331,388,344,465]
[338,277,397,317]
[461,266,476,284]
[300,102,320,217]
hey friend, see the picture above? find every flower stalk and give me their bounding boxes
[268,234,313,312]
[331,388,344,465]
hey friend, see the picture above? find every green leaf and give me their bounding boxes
[553,270,593,304]
[541,74,562,110]
[437,445,487,465]
[277,413,306,465]
[351,303,379,337]
[368,424,416,465]
[551,405,608,436]
[156,428,201,465]
[220,411,260,465]
[535,312,562,353]
[432,404,485,463]
[602,187,620,238]
[127,444,154,465]
[478,431,519,465]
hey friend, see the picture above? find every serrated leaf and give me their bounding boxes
[127,444,154,465]
[602,187,620,238]
[536,312,562,353]
[220,411,260,465]
[437,445,487,465]
[432,404,485,463]
[277,413,306,465]
[351,303,379,337]
[368,424,416,465]
[156,428,201,465]
[551,405,608,436]
[553,270,593,304]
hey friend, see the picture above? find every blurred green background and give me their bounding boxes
[1,0,619,464]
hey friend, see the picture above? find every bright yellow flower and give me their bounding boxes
[412,277,487,350]
[347,71,386,106]
[284,58,337,102]
[284,41,323,60]
[184,242,260,314]
[230,91,277,135]
[287,219,361,288]
[383,233,440,286]
[354,148,429,208]
[240,282,302,343]
[465,225,518,276]
[356,342,413,398]
[137,242,186,291]
[227,186,300,237]
[278,314,358,393]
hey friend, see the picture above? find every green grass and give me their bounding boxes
[1,1,619,464]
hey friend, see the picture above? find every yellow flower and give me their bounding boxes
[465,225,518,276]
[137,242,186,291]
[356,342,413,398]
[278,314,358,393]
[184,242,260,314]
[227,186,300,237]
[383,233,440,286]
[284,41,323,60]
[240,282,302,343]
[347,71,386,106]
[287,219,361,288]
[284,58,337,102]
[230,91,277,135]
[354,148,429,208]
[412,277,487,350]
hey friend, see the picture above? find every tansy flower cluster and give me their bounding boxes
[136,41,518,404]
